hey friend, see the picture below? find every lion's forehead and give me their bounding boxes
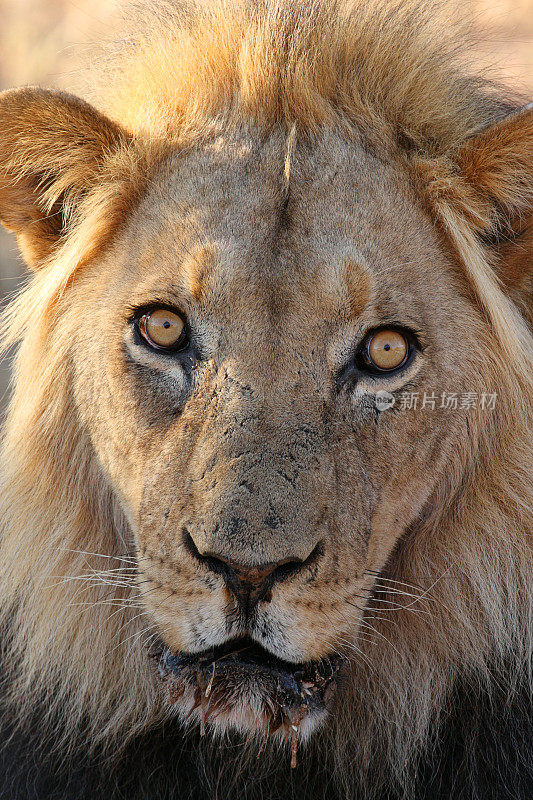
[121,130,445,336]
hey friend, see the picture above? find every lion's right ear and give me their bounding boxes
[452,105,533,319]
[0,88,131,268]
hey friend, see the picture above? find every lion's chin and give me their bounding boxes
[153,637,341,761]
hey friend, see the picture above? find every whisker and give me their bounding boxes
[59,548,138,563]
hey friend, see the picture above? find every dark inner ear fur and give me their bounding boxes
[0,87,129,268]
[490,222,533,327]
[455,105,533,321]
[0,177,75,265]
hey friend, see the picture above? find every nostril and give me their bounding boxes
[305,540,324,567]
[271,540,324,583]
[270,558,302,584]
[182,528,231,579]
[183,527,204,561]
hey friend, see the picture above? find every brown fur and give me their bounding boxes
[0,2,531,798]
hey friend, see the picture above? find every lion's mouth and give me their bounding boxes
[153,637,342,764]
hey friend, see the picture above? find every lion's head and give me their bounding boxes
[0,1,531,797]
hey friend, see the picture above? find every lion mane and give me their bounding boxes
[0,2,531,799]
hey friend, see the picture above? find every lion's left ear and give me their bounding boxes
[453,105,533,319]
[0,87,131,268]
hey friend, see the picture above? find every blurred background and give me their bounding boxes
[0,0,532,405]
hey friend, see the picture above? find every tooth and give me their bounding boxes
[204,663,216,698]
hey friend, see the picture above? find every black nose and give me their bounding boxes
[184,530,321,611]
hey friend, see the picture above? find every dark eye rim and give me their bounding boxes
[356,326,418,376]
[131,304,190,353]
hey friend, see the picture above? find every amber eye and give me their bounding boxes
[363,329,410,373]
[137,308,187,351]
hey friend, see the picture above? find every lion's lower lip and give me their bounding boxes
[154,637,342,733]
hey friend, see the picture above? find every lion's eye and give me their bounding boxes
[361,329,410,373]
[137,308,187,351]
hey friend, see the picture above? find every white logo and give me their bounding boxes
[375,391,395,412]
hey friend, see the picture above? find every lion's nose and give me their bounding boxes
[184,529,322,612]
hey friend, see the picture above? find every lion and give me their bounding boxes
[0,1,531,798]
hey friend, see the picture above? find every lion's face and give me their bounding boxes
[62,129,489,737]
[1,3,532,789]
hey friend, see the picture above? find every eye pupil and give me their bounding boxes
[163,321,170,329]
[384,344,390,351]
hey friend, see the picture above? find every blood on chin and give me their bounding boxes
[169,680,328,738]
[153,640,341,766]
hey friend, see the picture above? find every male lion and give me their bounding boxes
[0,1,531,798]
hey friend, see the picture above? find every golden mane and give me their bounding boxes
[0,2,531,798]
[98,0,511,152]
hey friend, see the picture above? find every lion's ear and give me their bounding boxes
[0,88,130,268]
[453,105,533,320]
